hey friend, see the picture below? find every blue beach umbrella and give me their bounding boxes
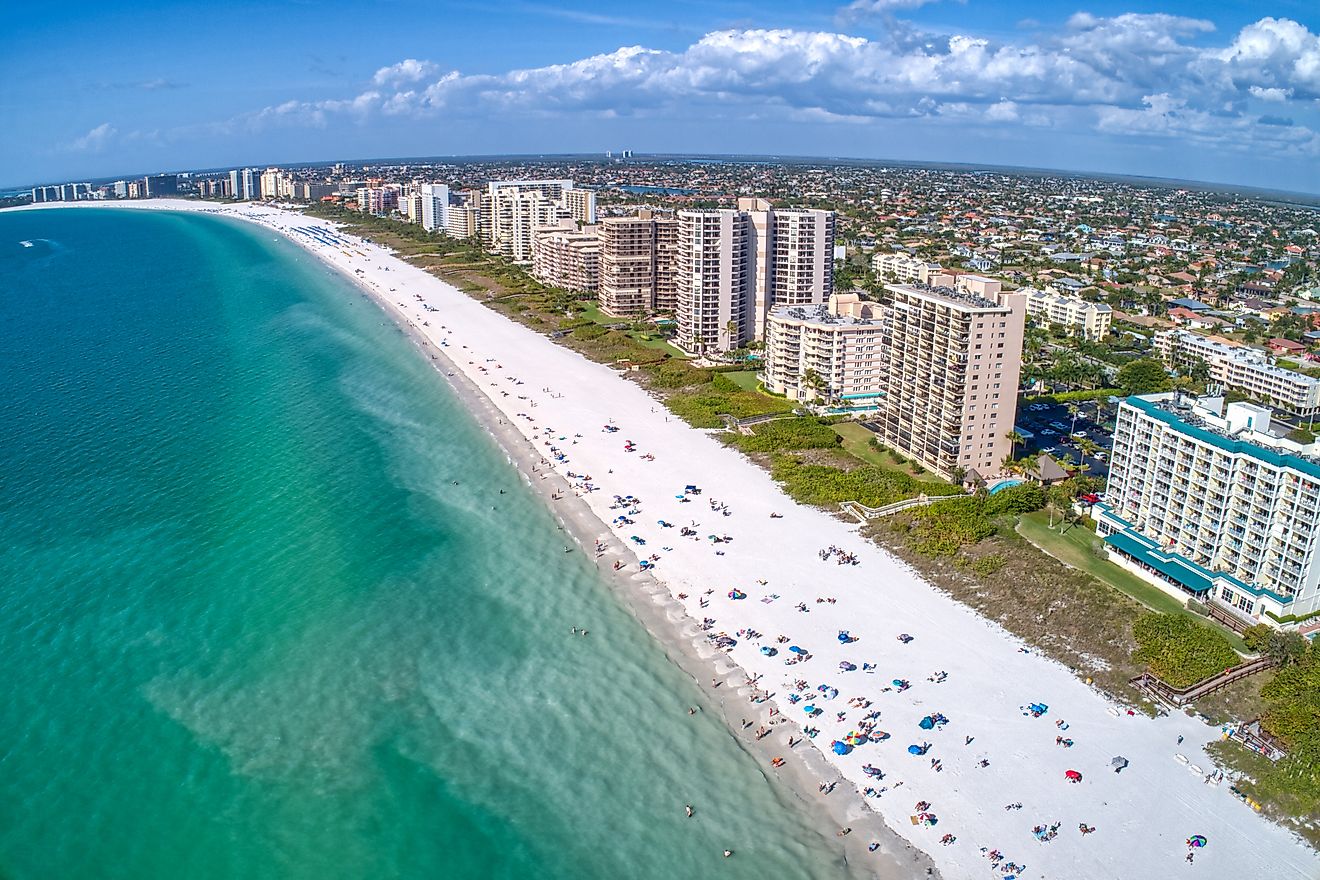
[789,646,807,654]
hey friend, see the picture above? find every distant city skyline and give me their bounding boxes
[5,1,1320,192]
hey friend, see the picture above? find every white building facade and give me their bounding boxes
[1155,330,1320,417]
[1096,393,1320,622]
[1025,288,1112,340]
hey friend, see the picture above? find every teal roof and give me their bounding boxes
[1126,396,1320,482]
[1097,504,1291,604]
[1103,531,1216,594]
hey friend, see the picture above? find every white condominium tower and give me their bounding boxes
[1155,329,1320,418]
[762,293,886,412]
[1096,393,1320,622]
[675,198,835,355]
[486,180,590,263]
[598,209,678,317]
[676,208,750,354]
[420,183,449,232]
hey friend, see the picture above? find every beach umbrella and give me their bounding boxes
[1065,769,1083,782]
[837,631,851,643]
[789,646,807,654]
[892,679,905,687]
[1111,756,1129,769]
[1188,835,1207,848]
[760,646,777,656]
[803,705,817,714]
[832,741,851,755]
[919,717,935,730]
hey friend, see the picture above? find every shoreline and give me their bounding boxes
[325,233,930,879]
[12,200,1316,880]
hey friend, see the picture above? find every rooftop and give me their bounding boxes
[885,281,1005,312]
[1128,393,1320,475]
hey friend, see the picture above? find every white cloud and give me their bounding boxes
[1250,85,1293,102]
[1214,17,1320,99]
[372,58,438,87]
[67,122,116,152]
[234,16,1320,162]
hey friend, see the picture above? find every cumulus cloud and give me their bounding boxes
[371,58,438,86]
[235,15,1320,161]
[1214,17,1320,99]
[67,122,116,152]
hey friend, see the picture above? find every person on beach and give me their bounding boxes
[685,804,693,818]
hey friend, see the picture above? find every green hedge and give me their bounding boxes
[1132,613,1239,688]
[770,455,956,508]
[731,418,842,454]
[1027,388,1122,403]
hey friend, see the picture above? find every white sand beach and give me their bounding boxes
[26,200,1319,879]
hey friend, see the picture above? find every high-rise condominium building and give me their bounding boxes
[143,174,178,198]
[259,169,283,200]
[867,276,1026,479]
[872,252,944,284]
[674,198,835,354]
[1025,288,1112,340]
[1096,393,1320,622]
[486,180,576,263]
[762,293,886,412]
[676,208,750,354]
[1155,329,1320,417]
[597,209,678,317]
[237,168,261,201]
[562,188,597,225]
[420,183,449,232]
[446,199,480,239]
[531,224,600,293]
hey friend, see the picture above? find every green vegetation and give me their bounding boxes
[1287,426,1316,445]
[721,369,764,392]
[1132,613,1239,688]
[832,423,950,485]
[890,484,1046,557]
[1116,358,1173,397]
[665,375,795,428]
[1018,512,1190,615]
[1028,388,1122,404]
[770,455,960,509]
[728,417,842,454]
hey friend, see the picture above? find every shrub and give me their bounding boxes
[905,497,998,557]
[731,418,842,454]
[770,455,958,509]
[985,483,1046,515]
[1132,614,1239,688]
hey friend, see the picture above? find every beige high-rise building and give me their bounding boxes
[598,209,678,317]
[868,276,1026,479]
[872,252,944,284]
[531,224,600,293]
[1025,288,1112,340]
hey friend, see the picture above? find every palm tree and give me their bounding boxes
[1067,403,1081,435]
[1006,430,1025,460]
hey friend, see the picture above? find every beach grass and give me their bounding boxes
[1017,511,1249,653]
[1204,740,1320,848]
[833,423,951,485]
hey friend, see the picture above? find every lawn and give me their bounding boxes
[833,422,952,486]
[722,369,764,391]
[1017,511,1248,653]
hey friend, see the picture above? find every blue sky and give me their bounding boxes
[3,0,1320,191]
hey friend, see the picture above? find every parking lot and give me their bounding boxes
[1014,398,1115,479]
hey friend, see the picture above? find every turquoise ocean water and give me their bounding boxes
[0,209,854,879]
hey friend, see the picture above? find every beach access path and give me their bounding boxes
[24,200,1319,880]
